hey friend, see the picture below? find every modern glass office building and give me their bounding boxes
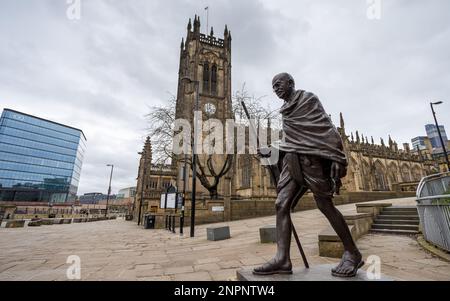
[411,136,427,151]
[0,109,86,204]
[425,124,448,151]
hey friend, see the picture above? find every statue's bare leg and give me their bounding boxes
[253,179,300,275]
[315,196,364,277]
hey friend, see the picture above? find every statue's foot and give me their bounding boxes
[331,250,364,278]
[253,258,292,276]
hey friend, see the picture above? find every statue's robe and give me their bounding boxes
[267,90,347,188]
[278,90,347,166]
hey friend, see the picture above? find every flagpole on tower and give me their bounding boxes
[205,6,209,34]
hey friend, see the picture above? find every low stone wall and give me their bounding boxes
[344,213,373,239]
[317,202,402,258]
[230,191,414,221]
[146,191,414,229]
[318,212,374,258]
[1,216,119,229]
[5,220,25,228]
[40,219,54,226]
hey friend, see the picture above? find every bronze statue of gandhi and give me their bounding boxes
[253,73,364,278]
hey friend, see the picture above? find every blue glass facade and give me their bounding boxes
[0,109,86,203]
[425,124,448,150]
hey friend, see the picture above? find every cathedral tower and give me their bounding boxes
[176,16,233,122]
[175,16,233,199]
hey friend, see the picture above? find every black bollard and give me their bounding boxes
[172,215,176,233]
[180,213,184,236]
[168,215,172,231]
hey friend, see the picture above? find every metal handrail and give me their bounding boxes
[416,171,450,199]
[415,172,450,252]
[417,195,450,202]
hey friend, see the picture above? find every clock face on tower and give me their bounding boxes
[204,103,216,116]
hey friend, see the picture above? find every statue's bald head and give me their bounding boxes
[272,73,295,87]
[272,72,295,100]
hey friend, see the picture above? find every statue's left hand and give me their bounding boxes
[331,162,346,179]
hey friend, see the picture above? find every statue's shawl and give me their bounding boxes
[278,90,347,166]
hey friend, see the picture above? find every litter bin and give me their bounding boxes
[144,215,156,229]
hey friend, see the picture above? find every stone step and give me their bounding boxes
[374,219,420,225]
[372,224,419,231]
[384,206,417,211]
[380,211,418,216]
[377,215,419,221]
[370,229,419,235]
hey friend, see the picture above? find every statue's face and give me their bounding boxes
[272,76,293,100]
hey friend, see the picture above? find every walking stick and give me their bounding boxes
[240,101,309,269]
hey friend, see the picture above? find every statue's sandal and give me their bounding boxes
[252,269,293,276]
[331,260,365,278]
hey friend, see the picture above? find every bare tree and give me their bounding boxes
[146,93,177,165]
[232,83,282,129]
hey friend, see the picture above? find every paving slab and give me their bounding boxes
[0,197,449,281]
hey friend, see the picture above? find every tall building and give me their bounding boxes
[425,124,448,152]
[78,192,115,204]
[411,125,450,172]
[117,187,136,199]
[411,136,428,151]
[174,16,233,198]
[0,109,86,204]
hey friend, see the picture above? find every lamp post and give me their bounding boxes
[105,164,114,217]
[181,76,200,237]
[430,101,450,171]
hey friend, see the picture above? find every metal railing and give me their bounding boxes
[416,172,450,251]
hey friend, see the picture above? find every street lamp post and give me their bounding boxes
[181,76,200,237]
[430,101,450,171]
[105,164,114,217]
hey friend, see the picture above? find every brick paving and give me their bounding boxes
[1,197,449,281]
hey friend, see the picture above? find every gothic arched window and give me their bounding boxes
[211,65,217,95]
[401,165,411,182]
[203,62,210,93]
[241,155,252,188]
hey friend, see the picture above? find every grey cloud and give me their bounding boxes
[1,0,449,194]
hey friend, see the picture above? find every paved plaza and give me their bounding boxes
[1,197,449,281]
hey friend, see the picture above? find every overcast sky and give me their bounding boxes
[1,0,449,195]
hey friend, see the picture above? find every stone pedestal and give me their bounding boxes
[207,226,231,241]
[259,225,276,243]
[237,264,394,281]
